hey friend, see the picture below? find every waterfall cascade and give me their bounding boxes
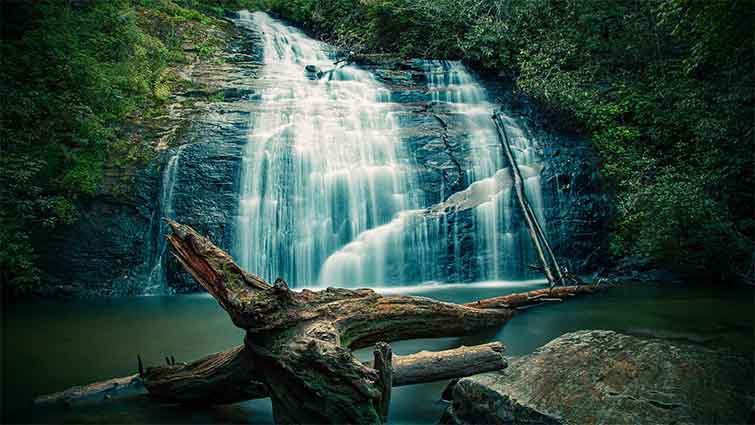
[424,60,545,280]
[233,12,547,288]
[234,11,421,287]
[144,145,185,295]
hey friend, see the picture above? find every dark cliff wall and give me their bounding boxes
[163,113,249,293]
[34,119,248,297]
[34,164,160,296]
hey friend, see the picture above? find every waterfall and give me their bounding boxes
[234,13,546,288]
[144,145,184,295]
[424,61,545,280]
[234,12,420,287]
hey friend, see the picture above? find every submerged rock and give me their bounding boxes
[441,330,753,425]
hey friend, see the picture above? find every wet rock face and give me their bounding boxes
[162,115,248,293]
[34,166,160,297]
[535,127,611,272]
[441,330,754,425]
[159,26,264,293]
[37,35,609,295]
[34,24,262,296]
[359,57,611,279]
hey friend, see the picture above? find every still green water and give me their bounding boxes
[2,282,752,424]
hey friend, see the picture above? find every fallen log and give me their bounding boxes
[143,345,266,404]
[162,219,596,423]
[38,220,598,424]
[391,342,505,386]
[493,112,565,287]
[463,285,600,310]
[37,342,507,407]
[372,342,393,421]
[145,341,507,404]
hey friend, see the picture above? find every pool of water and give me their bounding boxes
[2,281,752,424]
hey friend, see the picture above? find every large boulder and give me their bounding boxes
[442,330,753,425]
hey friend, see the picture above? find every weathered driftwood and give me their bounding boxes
[34,374,143,407]
[37,221,598,423]
[143,345,267,404]
[464,285,599,310]
[144,342,507,404]
[36,342,508,407]
[391,342,506,386]
[373,342,393,421]
[161,219,596,423]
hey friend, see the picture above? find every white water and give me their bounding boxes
[144,145,185,295]
[234,13,547,288]
[424,61,546,280]
[318,62,547,286]
[234,12,420,286]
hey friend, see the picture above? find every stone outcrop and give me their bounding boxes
[441,330,754,425]
[34,164,160,296]
[33,22,263,296]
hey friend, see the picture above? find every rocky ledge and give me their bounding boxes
[441,330,753,425]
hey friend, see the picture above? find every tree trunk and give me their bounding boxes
[464,285,600,310]
[143,345,267,404]
[38,342,508,408]
[391,342,506,386]
[373,342,393,421]
[34,374,142,407]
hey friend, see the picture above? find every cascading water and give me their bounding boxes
[423,61,546,281]
[320,61,548,285]
[144,145,185,294]
[234,12,421,287]
[234,13,547,288]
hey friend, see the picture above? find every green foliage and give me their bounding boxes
[614,170,746,272]
[0,227,40,291]
[260,0,753,280]
[0,0,228,293]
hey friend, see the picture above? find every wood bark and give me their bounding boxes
[493,113,556,285]
[143,345,267,404]
[160,219,598,423]
[373,342,393,421]
[37,342,508,407]
[34,374,142,407]
[464,285,600,310]
[391,342,506,386]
